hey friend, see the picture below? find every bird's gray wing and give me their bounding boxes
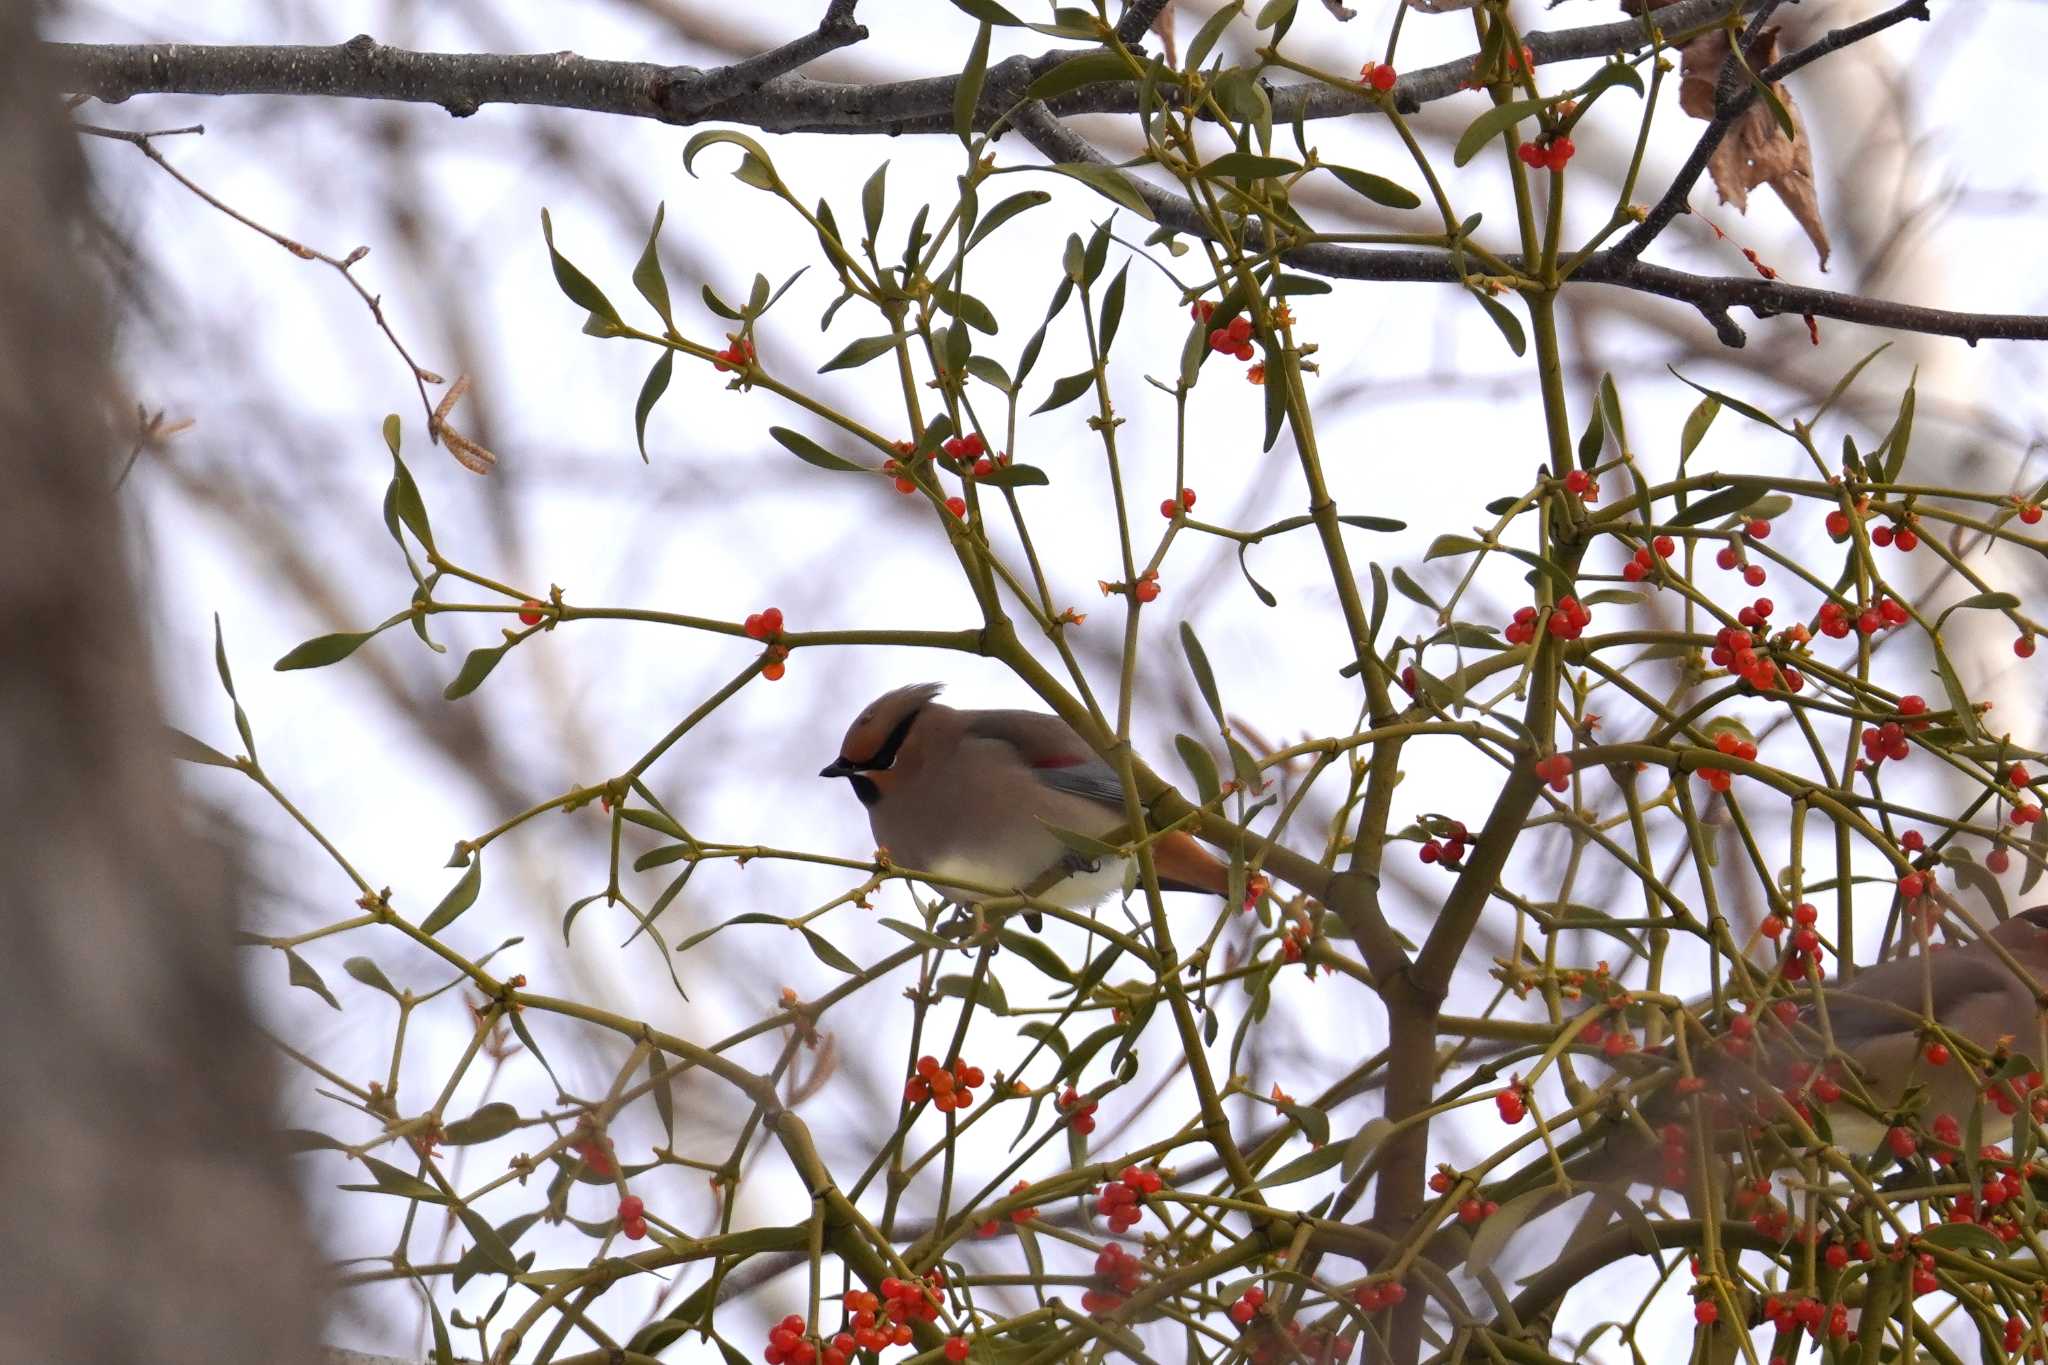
[1820,948,2024,1054]
[963,710,1127,810]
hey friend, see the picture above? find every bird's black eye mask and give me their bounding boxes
[853,704,925,774]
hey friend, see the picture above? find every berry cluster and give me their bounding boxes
[1533,753,1573,792]
[1081,1243,1144,1315]
[713,335,755,373]
[1868,517,1920,552]
[1058,1086,1099,1135]
[1351,1279,1407,1313]
[1505,594,1589,645]
[1654,1120,1691,1189]
[617,1193,646,1241]
[1622,534,1677,582]
[568,1118,617,1176]
[1456,1195,1501,1225]
[1515,135,1575,171]
[744,607,788,680]
[764,1315,819,1365]
[1712,521,1772,586]
[1226,1285,1265,1326]
[1208,314,1255,361]
[1159,487,1196,519]
[1418,820,1469,867]
[1095,1165,1164,1233]
[905,1055,984,1112]
[1709,607,1803,692]
[1696,729,1758,793]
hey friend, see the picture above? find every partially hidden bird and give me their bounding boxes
[820,683,1236,913]
[1625,905,2048,1165]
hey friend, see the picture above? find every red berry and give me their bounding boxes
[945,496,967,519]
[1458,1198,1485,1224]
[2019,636,2038,658]
[1899,694,1927,716]
[1871,525,1894,548]
[1825,509,1851,538]
[1369,63,1397,92]
[1653,534,1676,557]
[944,1336,970,1362]
[1887,1125,1918,1158]
[2024,503,2044,525]
[1760,914,1784,939]
[1160,498,1178,519]
[1747,518,1771,540]
[518,600,544,626]
[1694,1301,1718,1325]
[1715,546,1739,570]
[1899,871,1926,898]
[1989,847,2012,874]
[1545,137,1575,170]
[762,662,786,682]
[618,1195,644,1220]
[1743,564,1767,587]
[1895,528,1919,552]
[1135,578,1161,604]
[1925,1042,1951,1066]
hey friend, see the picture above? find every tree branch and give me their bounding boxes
[1010,101,2048,349]
[47,0,1748,133]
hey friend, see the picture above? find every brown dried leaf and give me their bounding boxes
[1674,27,1830,268]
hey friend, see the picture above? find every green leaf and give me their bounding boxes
[1254,0,1298,35]
[1455,94,1554,167]
[167,726,237,768]
[975,463,1050,489]
[680,129,785,194]
[1274,1097,1330,1146]
[1340,1117,1394,1180]
[947,0,1020,22]
[539,209,621,329]
[632,202,674,330]
[941,290,1000,335]
[1392,566,1439,610]
[1469,288,1526,356]
[1175,734,1222,804]
[1179,622,1225,730]
[443,642,508,700]
[1026,51,1131,104]
[1184,1,1242,71]
[443,1101,522,1145]
[454,1212,542,1292]
[819,333,903,373]
[1679,395,1720,465]
[1467,1186,1555,1276]
[1576,400,1605,469]
[1200,151,1301,180]
[1237,541,1276,607]
[962,355,1014,393]
[1880,379,1916,484]
[1260,1140,1346,1187]
[1668,367,1785,433]
[701,283,742,320]
[343,956,400,997]
[1032,370,1096,415]
[1262,349,1286,450]
[213,615,257,761]
[799,926,860,975]
[955,22,992,140]
[768,425,866,473]
[422,856,483,936]
[634,350,674,462]
[1325,164,1421,210]
[282,1128,348,1153]
[1932,640,1980,741]
[1340,514,1406,532]
[966,190,1051,251]
[1426,533,1487,561]
[997,930,1076,985]
[859,160,888,244]
[935,972,1010,1016]
[1098,263,1130,356]
[1670,478,1775,528]
[285,949,340,1010]
[1938,591,2021,629]
[349,1155,445,1203]
[1047,163,1156,221]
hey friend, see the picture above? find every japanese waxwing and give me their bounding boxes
[1633,905,2048,1164]
[819,683,1233,914]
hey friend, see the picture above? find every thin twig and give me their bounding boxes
[73,120,472,461]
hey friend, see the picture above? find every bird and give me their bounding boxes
[1612,905,2048,1171]
[819,683,1236,917]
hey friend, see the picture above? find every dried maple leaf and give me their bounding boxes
[1676,26,1830,268]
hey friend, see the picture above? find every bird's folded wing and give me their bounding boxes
[965,710,1129,808]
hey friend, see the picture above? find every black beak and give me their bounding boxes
[819,758,859,778]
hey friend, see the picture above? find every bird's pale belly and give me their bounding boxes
[921,850,1131,909]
